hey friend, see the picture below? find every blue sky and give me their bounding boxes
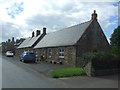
[118,1,120,25]
[6,2,24,18]
[0,0,119,43]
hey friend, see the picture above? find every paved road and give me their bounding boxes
[2,56,70,88]
[2,55,119,88]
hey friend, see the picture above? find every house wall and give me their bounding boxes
[16,49,24,56]
[17,47,35,54]
[2,41,15,53]
[76,20,110,67]
[35,46,76,67]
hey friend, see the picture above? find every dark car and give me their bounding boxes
[19,51,36,63]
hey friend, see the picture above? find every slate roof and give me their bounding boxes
[17,35,41,49]
[34,20,92,48]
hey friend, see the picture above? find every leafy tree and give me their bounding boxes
[110,26,120,51]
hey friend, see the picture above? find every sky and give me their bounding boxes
[0,0,119,43]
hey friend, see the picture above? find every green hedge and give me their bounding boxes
[92,55,120,70]
[79,51,120,70]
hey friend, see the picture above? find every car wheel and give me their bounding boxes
[33,60,36,63]
[22,59,24,62]
[19,57,22,61]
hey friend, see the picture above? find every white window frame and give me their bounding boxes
[59,48,64,58]
[48,49,52,58]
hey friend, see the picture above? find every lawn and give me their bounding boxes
[48,68,86,78]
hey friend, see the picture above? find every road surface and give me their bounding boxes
[2,55,119,88]
[2,56,70,88]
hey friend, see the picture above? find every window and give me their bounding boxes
[48,49,52,57]
[59,48,64,58]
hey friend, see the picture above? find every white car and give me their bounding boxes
[6,51,14,57]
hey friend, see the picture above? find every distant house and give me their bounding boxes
[1,37,25,54]
[1,37,15,53]
[34,10,110,67]
[14,38,25,48]
[17,28,46,55]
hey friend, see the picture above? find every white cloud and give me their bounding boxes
[0,0,118,42]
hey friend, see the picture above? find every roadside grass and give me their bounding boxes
[48,68,86,78]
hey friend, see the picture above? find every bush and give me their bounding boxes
[79,51,106,68]
[110,46,120,57]
[48,68,86,78]
[79,51,120,70]
[92,56,120,70]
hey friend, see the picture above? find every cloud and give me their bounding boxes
[25,2,118,32]
[0,0,118,43]
[1,21,33,42]
[6,2,24,18]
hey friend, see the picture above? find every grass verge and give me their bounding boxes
[48,68,86,78]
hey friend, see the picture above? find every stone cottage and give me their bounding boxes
[34,10,110,67]
[17,28,46,55]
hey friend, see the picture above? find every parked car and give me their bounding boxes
[19,51,36,63]
[6,51,14,57]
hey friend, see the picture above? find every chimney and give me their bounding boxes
[43,27,46,35]
[32,31,35,37]
[36,30,41,37]
[91,10,97,20]
[8,39,11,42]
[12,37,14,43]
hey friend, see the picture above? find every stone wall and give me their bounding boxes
[84,62,119,77]
[34,46,76,67]
[16,49,24,56]
[16,47,34,56]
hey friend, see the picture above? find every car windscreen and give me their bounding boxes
[7,51,13,53]
[29,53,34,54]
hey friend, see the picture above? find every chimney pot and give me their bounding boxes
[12,37,14,42]
[91,10,97,20]
[43,27,46,35]
[8,39,11,42]
[36,30,41,37]
[32,31,35,37]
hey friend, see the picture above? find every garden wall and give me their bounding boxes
[80,52,120,76]
[84,57,120,77]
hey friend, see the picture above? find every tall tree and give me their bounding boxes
[110,26,120,50]
[110,26,120,56]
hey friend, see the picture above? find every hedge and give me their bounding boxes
[79,51,120,70]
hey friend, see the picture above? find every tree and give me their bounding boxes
[110,26,120,51]
[110,26,120,56]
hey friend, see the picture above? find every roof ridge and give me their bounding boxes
[47,20,92,34]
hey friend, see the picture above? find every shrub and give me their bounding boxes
[92,56,120,70]
[79,52,96,68]
[110,46,120,57]
[79,51,107,68]
[40,56,44,61]
[79,51,120,70]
